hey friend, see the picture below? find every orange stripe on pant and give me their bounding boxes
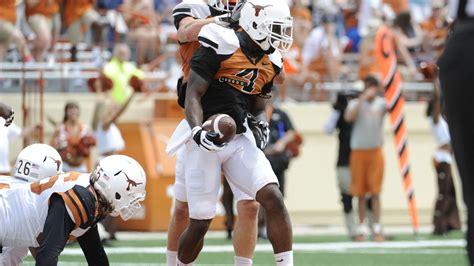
[375,25,419,233]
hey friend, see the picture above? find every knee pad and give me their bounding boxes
[341,193,353,213]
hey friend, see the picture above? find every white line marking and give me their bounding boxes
[59,239,465,255]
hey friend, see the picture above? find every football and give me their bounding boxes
[202,114,237,144]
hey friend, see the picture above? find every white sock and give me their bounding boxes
[275,250,293,266]
[166,250,177,266]
[177,258,194,266]
[235,256,253,266]
[373,223,383,234]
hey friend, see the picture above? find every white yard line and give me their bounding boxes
[59,239,465,255]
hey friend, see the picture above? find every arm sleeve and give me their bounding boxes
[7,123,22,140]
[323,110,341,135]
[189,46,222,84]
[35,194,75,266]
[78,225,109,266]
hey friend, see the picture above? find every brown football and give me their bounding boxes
[202,114,236,144]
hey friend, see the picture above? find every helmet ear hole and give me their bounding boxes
[115,192,121,200]
[252,22,257,29]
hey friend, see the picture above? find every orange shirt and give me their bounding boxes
[25,0,60,18]
[383,0,408,14]
[63,0,93,27]
[0,0,17,24]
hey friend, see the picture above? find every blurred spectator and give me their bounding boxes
[92,88,134,246]
[301,14,342,100]
[259,97,301,239]
[103,44,144,104]
[280,6,316,101]
[324,89,359,239]
[51,102,95,172]
[383,0,408,14]
[0,0,33,61]
[393,11,424,60]
[63,0,100,62]
[357,0,382,36]
[344,75,386,242]
[123,0,160,66]
[408,0,431,23]
[426,77,461,235]
[0,120,42,176]
[420,0,448,60]
[24,0,59,61]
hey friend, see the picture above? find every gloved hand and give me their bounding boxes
[192,126,226,152]
[248,114,270,150]
[0,103,14,127]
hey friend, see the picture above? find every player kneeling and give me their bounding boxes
[0,153,146,266]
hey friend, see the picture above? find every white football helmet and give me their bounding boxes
[14,143,63,182]
[208,0,238,12]
[239,0,293,52]
[92,155,146,221]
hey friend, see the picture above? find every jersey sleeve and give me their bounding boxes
[269,50,283,75]
[197,24,239,55]
[78,225,109,266]
[172,0,211,30]
[55,185,98,230]
[36,194,75,266]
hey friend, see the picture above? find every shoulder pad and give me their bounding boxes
[198,24,239,55]
[172,0,211,20]
[269,50,283,69]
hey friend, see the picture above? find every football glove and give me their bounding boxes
[3,109,14,127]
[247,114,270,150]
[192,126,226,152]
[229,0,246,27]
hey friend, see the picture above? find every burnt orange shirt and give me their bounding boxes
[383,0,408,14]
[0,0,17,24]
[25,0,60,18]
[63,0,93,27]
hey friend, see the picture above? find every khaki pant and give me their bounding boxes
[27,14,53,36]
[0,20,16,43]
[66,8,99,44]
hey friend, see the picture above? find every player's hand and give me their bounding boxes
[192,126,225,152]
[0,103,14,127]
[248,115,270,150]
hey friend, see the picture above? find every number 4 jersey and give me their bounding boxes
[190,23,283,134]
[0,172,99,247]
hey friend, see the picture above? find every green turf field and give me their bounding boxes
[24,231,467,265]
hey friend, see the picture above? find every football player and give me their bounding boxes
[177,0,294,265]
[0,154,146,266]
[168,1,262,266]
[0,143,63,265]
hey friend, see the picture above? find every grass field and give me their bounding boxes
[24,229,468,265]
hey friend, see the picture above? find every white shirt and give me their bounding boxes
[448,0,474,19]
[302,27,341,66]
[0,121,22,173]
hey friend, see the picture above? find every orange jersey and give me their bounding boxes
[63,0,93,27]
[25,0,59,18]
[172,1,216,81]
[0,0,17,24]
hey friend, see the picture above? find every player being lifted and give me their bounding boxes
[176,0,294,264]
[0,153,146,266]
[167,1,265,265]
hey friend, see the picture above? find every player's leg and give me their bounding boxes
[231,185,259,265]
[167,148,189,266]
[223,137,292,265]
[337,166,356,239]
[222,178,234,239]
[1,247,29,266]
[177,143,222,264]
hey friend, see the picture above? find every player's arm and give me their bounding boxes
[185,69,209,128]
[77,225,109,266]
[35,194,75,266]
[177,16,215,43]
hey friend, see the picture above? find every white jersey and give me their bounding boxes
[0,172,98,247]
[0,175,28,190]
